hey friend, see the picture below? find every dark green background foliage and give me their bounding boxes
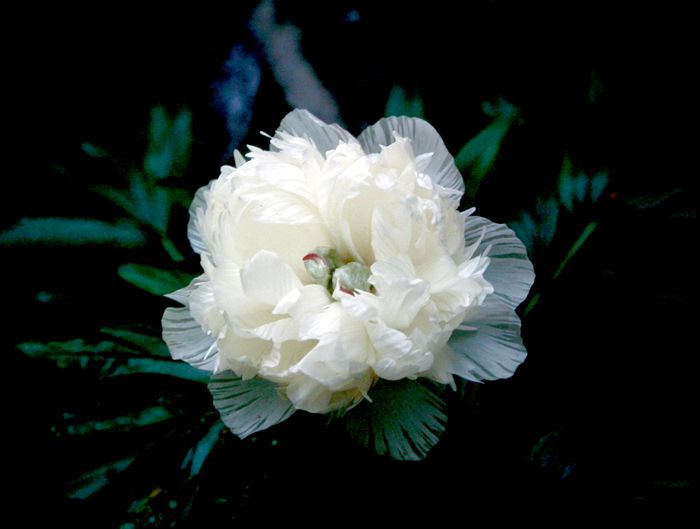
[7,1,697,526]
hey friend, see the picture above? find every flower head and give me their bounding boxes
[163,110,534,459]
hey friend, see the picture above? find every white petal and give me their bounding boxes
[296,305,372,390]
[285,372,371,413]
[275,109,356,157]
[447,297,527,381]
[368,321,433,380]
[208,372,294,438]
[285,374,333,413]
[463,215,535,309]
[187,181,213,256]
[358,116,464,197]
[240,250,302,307]
[370,209,412,262]
[162,307,219,371]
[239,186,322,225]
[216,330,273,379]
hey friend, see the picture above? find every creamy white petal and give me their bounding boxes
[275,109,357,157]
[240,250,302,307]
[239,186,322,225]
[447,297,527,381]
[358,116,464,197]
[368,321,433,380]
[285,372,371,413]
[463,215,535,309]
[296,305,372,389]
[370,209,412,262]
[208,372,294,438]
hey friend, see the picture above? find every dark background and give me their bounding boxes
[8,1,697,525]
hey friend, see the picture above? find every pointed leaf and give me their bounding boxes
[186,421,225,477]
[119,264,194,296]
[0,218,145,247]
[64,406,174,435]
[100,326,170,358]
[384,85,424,118]
[454,99,519,200]
[111,358,211,382]
[67,456,136,499]
[144,107,193,180]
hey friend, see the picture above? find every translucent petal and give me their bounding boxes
[447,297,527,381]
[358,116,464,197]
[162,307,218,371]
[275,109,356,157]
[463,215,535,309]
[187,182,212,256]
[208,372,294,438]
[344,379,447,461]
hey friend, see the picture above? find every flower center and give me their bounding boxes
[302,247,372,295]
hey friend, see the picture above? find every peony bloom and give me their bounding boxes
[163,110,534,459]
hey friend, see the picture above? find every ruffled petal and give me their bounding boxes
[208,372,294,438]
[358,116,464,197]
[275,109,357,157]
[447,297,527,381]
[463,215,535,309]
[368,321,433,380]
[187,181,213,256]
[344,379,447,461]
[162,307,219,371]
[240,250,302,307]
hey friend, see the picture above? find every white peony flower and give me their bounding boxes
[163,110,534,459]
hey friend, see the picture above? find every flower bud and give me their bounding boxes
[332,262,371,295]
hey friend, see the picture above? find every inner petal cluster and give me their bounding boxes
[184,128,493,413]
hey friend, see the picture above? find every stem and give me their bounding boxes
[552,221,598,280]
[161,237,185,262]
[523,221,598,317]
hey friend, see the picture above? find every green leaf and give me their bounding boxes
[111,358,210,383]
[0,218,145,247]
[18,339,138,365]
[118,264,194,296]
[590,171,608,202]
[100,326,170,358]
[64,406,174,436]
[384,85,424,118]
[183,421,225,477]
[68,456,136,499]
[18,338,208,382]
[454,99,519,200]
[81,142,109,159]
[536,197,559,246]
[95,173,171,235]
[144,106,192,180]
[344,379,447,461]
[557,156,574,211]
[509,211,537,254]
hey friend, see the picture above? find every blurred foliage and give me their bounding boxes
[7,4,697,525]
[454,99,520,201]
[384,85,424,119]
